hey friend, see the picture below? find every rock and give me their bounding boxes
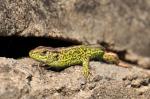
[126,50,150,69]
[131,79,142,88]
[1,57,150,98]
[138,57,150,69]
[0,0,150,59]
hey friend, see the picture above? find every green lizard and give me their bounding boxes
[29,45,121,78]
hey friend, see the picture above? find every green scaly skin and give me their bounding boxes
[29,45,119,78]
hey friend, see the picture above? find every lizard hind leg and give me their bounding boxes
[103,52,120,65]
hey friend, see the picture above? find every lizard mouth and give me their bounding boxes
[29,50,37,59]
[29,51,45,62]
[29,48,49,63]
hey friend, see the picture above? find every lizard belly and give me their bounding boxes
[47,59,82,67]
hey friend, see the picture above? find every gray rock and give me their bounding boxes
[0,57,150,98]
[0,0,150,58]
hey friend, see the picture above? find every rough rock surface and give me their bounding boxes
[0,57,150,99]
[0,0,150,98]
[0,0,150,57]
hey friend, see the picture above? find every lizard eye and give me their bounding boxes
[40,50,48,56]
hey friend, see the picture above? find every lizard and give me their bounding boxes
[29,45,127,78]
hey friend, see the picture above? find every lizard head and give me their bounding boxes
[29,46,59,63]
[103,52,120,65]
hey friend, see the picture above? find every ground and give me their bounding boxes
[0,57,150,99]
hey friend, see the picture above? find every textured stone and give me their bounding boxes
[0,58,150,98]
[0,0,150,58]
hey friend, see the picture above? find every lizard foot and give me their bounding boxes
[82,68,91,79]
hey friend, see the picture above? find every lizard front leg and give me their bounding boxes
[82,57,90,78]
